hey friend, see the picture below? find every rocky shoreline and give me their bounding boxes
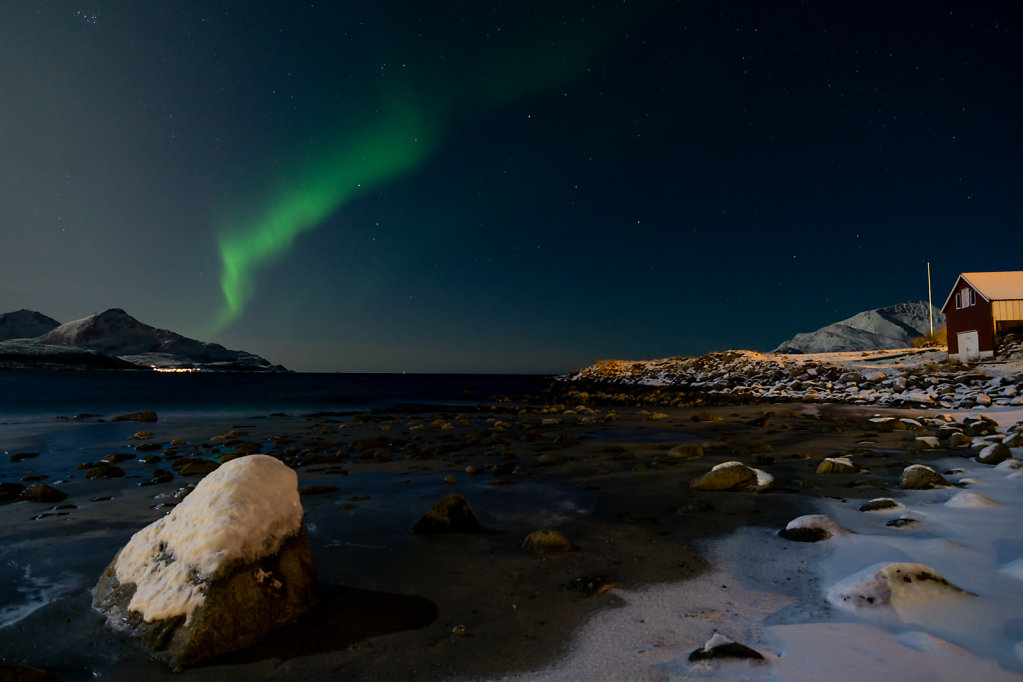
[561,336,1023,411]
[1,385,1022,679]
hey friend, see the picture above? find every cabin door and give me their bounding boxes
[957,330,980,362]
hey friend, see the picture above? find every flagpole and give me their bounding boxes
[927,262,933,336]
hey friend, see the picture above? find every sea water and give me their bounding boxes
[0,371,564,638]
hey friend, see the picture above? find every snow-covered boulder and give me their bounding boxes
[976,443,1011,465]
[899,464,951,490]
[689,461,772,492]
[815,457,860,475]
[92,455,317,667]
[828,562,970,616]
[778,514,847,542]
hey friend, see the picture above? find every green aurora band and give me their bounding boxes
[214,103,439,331]
[211,7,656,331]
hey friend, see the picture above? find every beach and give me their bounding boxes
[2,380,1022,680]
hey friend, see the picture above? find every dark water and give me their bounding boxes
[0,371,553,423]
[0,370,592,658]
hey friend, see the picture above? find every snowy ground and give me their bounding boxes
[495,408,1023,681]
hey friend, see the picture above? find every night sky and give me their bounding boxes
[2,2,1020,372]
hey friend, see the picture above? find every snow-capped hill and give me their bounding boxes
[33,308,286,371]
[774,300,944,354]
[0,309,61,340]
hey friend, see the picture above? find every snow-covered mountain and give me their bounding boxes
[774,300,944,354]
[0,308,287,371]
[0,309,61,341]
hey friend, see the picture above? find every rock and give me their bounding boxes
[9,452,39,462]
[689,461,758,491]
[564,574,618,597]
[0,482,27,503]
[828,562,970,613]
[976,443,1011,465]
[92,455,317,667]
[179,460,221,476]
[963,416,998,437]
[688,633,766,663]
[522,528,578,554]
[778,514,845,542]
[233,442,262,456]
[85,465,125,479]
[913,436,941,450]
[886,517,920,528]
[18,484,68,503]
[899,464,950,490]
[112,410,158,423]
[691,412,723,423]
[667,443,704,460]
[736,442,774,456]
[411,494,484,534]
[676,500,714,514]
[297,484,339,495]
[134,442,162,452]
[815,457,859,475]
[976,393,993,407]
[946,432,972,448]
[859,497,903,512]
[0,662,57,681]
[946,491,999,508]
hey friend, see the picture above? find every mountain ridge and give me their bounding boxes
[0,308,287,372]
[773,300,944,354]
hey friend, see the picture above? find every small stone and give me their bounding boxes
[668,443,704,460]
[134,442,162,452]
[522,528,577,554]
[859,498,903,512]
[9,452,39,462]
[179,460,220,476]
[688,633,766,663]
[298,484,339,495]
[886,517,920,528]
[815,457,859,475]
[676,501,714,514]
[412,494,484,534]
[111,410,158,423]
[565,574,618,597]
[85,465,125,479]
[18,484,68,503]
[0,662,56,681]
[689,462,757,491]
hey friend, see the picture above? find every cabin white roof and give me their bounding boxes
[942,271,1023,311]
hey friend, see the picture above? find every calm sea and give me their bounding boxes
[0,371,553,424]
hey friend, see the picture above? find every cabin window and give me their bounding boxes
[956,287,976,309]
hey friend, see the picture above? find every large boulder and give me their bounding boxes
[92,455,317,667]
[899,464,950,490]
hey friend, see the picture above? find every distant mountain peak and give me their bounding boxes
[21,308,287,371]
[0,309,61,341]
[774,300,944,354]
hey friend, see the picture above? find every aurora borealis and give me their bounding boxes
[2,2,1021,371]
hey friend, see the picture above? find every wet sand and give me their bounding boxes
[0,397,965,680]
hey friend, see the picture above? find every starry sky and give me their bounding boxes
[1,2,1020,373]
